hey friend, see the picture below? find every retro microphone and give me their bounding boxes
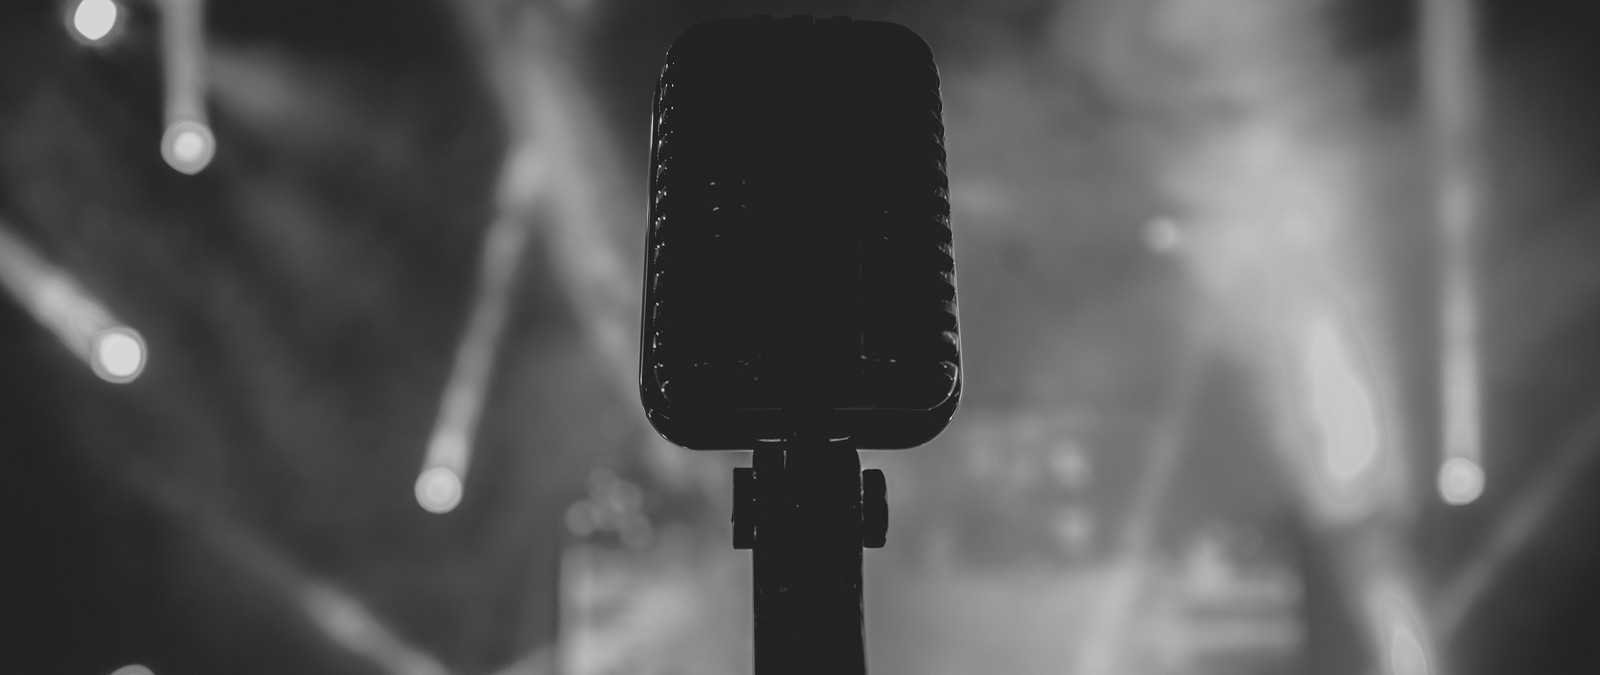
[639,16,960,674]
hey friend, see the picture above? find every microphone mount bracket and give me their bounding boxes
[730,439,886,675]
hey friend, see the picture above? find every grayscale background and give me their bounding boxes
[1,1,1594,674]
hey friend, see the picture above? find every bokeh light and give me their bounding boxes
[90,327,146,383]
[71,0,118,43]
[160,119,215,174]
[415,466,463,514]
[1438,456,1485,506]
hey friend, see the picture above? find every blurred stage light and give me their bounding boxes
[415,466,463,514]
[1304,317,1380,482]
[1437,456,1484,505]
[160,119,215,174]
[158,0,213,175]
[90,326,147,383]
[1424,0,1487,490]
[109,666,154,675]
[0,223,148,384]
[417,214,532,514]
[71,0,119,42]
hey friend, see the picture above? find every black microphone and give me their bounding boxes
[640,15,960,451]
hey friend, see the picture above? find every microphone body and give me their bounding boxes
[640,16,960,450]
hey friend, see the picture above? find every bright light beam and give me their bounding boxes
[159,0,214,174]
[0,221,148,383]
[70,0,119,43]
[416,213,534,514]
[1423,0,1486,506]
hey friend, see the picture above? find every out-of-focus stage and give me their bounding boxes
[3,1,1599,674]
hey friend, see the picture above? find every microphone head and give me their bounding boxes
[640,16,960,450]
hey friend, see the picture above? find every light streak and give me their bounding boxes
[416,212,533,514]
[71,0,119,43]
[454,3,641,409]
[1422,0,1487,504]
[519,64,637,397]
[158,0,214,174]
[451,0,714,497]
[101,444,459,675]
[0,221,147,383]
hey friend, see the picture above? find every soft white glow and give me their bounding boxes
[173,131,204,162]
[1438,457,1484,505]
[91,327,146,383]
[415,467,463,514]
[73,0,118,42]
[160,120,215,174]
[109,666,154,675]
[1388,619,1432,675]
[1369,587,1436,675]
[1143,217,1181,252]
[1305,318,1380,480]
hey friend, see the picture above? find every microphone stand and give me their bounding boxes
[734,438,887,675]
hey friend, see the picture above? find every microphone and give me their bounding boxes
[640,16,960,451]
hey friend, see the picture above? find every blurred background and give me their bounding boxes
[3,0,1599,673]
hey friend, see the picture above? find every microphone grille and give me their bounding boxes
[643,16,960,450]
